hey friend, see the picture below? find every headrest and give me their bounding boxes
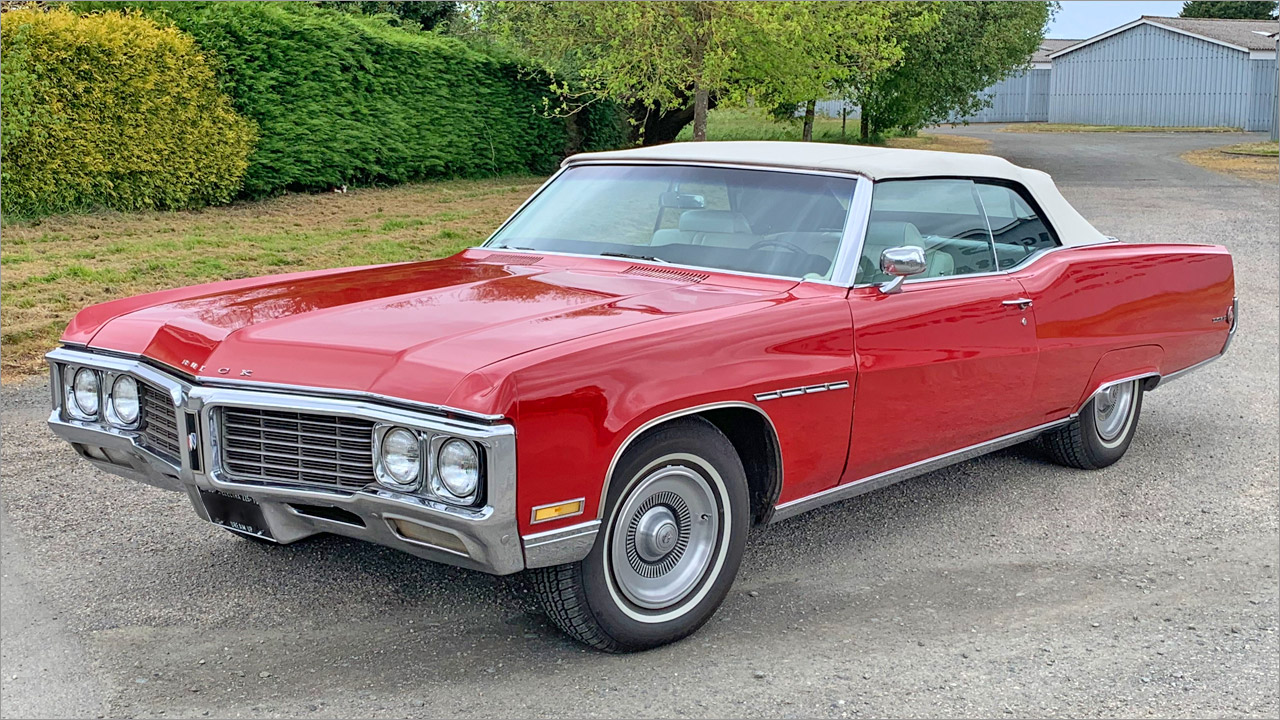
[679,210,752,234]
[864,221,923,248]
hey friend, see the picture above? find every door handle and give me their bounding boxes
[1002,297,1033,309]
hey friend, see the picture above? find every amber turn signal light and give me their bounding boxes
[532,499,584,523]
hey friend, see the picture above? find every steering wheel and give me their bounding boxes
[748,238,810,255]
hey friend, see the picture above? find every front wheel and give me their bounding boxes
[1040,379,1144,469]
[532,417,749,652]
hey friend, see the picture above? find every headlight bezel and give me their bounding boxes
[432,437,481,504]
[374,425,425,492]
[373,424,485,506]
[106,374,142,429]
[67,366,102,420]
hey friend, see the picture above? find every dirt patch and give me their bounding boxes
[885,133,990,154]
[0,176,545,380]
[1182,146,1279,184]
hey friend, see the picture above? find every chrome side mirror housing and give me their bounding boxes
[877,246,927,294]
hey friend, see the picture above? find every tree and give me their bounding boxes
[856,1,1051,140]
[484,1,842,143]
[316,2,458,31]
[1180,1,1278,20]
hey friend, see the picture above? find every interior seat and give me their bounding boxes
[652,210,754,247]
[859,221,954,280]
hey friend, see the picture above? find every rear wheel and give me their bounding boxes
[532,417,749,652]
[1040,379,1144,469]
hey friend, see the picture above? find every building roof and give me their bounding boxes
[1034,38,1082,63]
[565,141,1109,246]
[1052,15,1279,57]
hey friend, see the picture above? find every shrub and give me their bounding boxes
[132,2,619,198]
[0,7,256,216]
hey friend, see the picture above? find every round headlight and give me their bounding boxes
[72,368,101,417]
[110,375,140,426]
[379,427,421,489]
[437,439,479,500]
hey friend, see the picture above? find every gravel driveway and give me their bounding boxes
[3,128,1276,719]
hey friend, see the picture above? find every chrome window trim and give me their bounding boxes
[480,161,871,288]
[597,401,781,522]
[848,245,1073,289]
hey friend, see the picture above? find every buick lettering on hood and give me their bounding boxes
[47,142,1235,651]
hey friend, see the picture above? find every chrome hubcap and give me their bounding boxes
[610,465,719,610]
[634,506,680,562]
[1094,381,1135,442]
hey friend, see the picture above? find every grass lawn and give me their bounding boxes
[1002,123,1242,133]
[0,108,990,381]
[1218,141,1280,157]
[0,177,545,380]
[1182,141,1279,185]
[676,108,991,154]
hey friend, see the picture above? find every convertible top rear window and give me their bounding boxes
[486,165,857,281]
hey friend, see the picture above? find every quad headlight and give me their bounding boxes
[435,438,480,501]
[69,367,101,418]
[377,427,423,491]
[374,426,482,505]
[108,375,140,427]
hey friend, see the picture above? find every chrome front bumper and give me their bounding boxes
[45,347,542,575]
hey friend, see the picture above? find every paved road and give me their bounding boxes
[3,128,1277,719]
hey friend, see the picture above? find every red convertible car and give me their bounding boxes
[47,142,1235,651]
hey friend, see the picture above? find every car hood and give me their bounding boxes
[80,252,789,414]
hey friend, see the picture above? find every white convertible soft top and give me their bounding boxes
[565,141,1110,247]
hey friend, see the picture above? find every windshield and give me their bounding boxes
[486,164,857,280]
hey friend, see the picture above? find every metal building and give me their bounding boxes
[1047,16,1278,131]
[955,39,1078,123]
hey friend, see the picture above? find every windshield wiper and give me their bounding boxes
[600,251,670,264]
[488,244,539,251]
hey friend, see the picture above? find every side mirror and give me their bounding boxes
[659,191,706,209]
[877,246,927,294]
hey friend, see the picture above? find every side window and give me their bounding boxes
[858,179,996,284]
[976,182,1060,270]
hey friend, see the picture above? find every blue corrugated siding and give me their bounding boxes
[955,68,1051,123]
[1049,24,1253,128]
[1248,58,1278,132]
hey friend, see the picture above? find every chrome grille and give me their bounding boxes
[139,383,182,461]
[218,407,376,489]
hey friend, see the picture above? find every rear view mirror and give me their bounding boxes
[878,246,927,294]
[659,191,706,209]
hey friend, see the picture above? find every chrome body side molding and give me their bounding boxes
[522,520,602,569]
[769,418,1073,523]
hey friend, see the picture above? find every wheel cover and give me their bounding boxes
[1093,381,1136,443]
[610,465,719,610]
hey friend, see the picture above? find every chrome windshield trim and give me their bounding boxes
[559,158,871,180]
[481,161,868,287]
[51,346,506,424]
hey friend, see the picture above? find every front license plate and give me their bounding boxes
[199,489,273,540]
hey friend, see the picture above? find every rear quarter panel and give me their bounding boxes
[1015,243,1234,419]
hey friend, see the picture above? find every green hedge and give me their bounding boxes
[0,7,256,216]
[133,2,622,198]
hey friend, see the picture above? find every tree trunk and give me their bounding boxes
[860,114,870,143]
[802,100,816,142]
[692,84,709,141]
